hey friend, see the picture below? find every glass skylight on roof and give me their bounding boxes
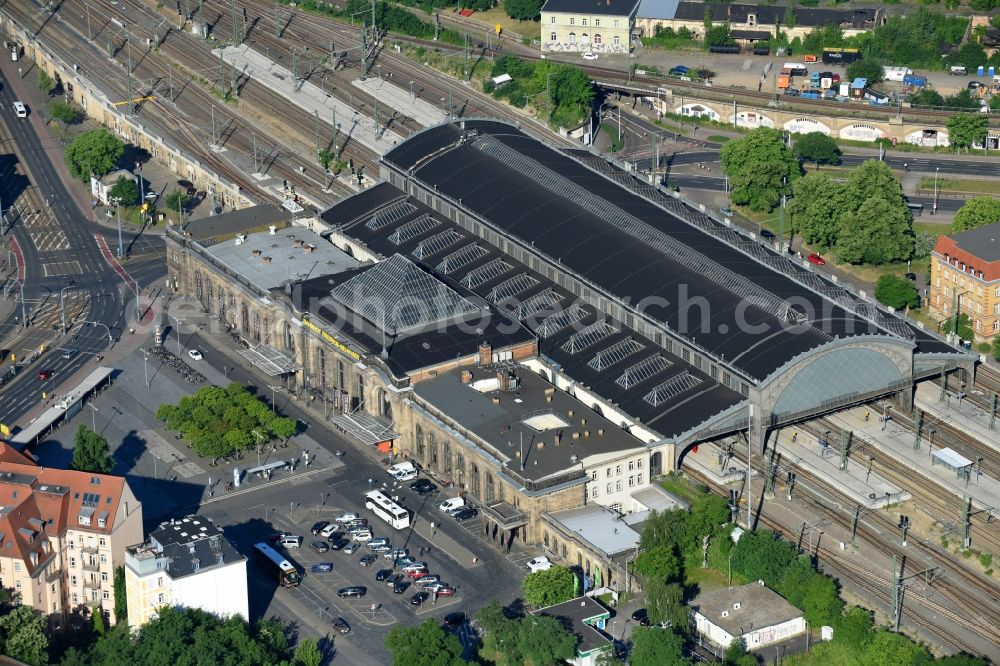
[488,274,539,303]
[388,214,438,244]
[515,288,564,319]
[462,258,513,290]
[436,244,488,274]
[412,230,464,259]
[536,305,587,339]
[588,338,644,371]
[561,322,616,354]
[616,355,673,389]
[644,372,702,406]
[366,200,416,231]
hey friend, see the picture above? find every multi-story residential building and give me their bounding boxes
[0,444,143,627]
[930,223,1000,343]
[125,515,248,628]
[540,0,640,54]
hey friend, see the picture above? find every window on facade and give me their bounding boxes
[613,34,620,46]
[569,17,574,25]
[69,557,75,567]
[471,464,481,496]
[337,360,345,389]
[613,19,619,27]
[606,483,612,494]
[606,467,612,478]
[595,18,600,26]
[638,473,643,484]
[591,470,598,481]
[550,16,555,23]
[157,577,163,587]
[628,476,635,487]
[628,460,634,471]
[582,18,587,25]
[443,442,452,472]
[100,554,107,563]
[616,480,622,491]
[637,459,643,468]
[616,465,622,475]
[568,32,576,44]
[550,32,557,41]
[103,591,110,600]
[14,562,20,572]
[101,572,108,582]
[430,433,439,468]
[591,487,598,498]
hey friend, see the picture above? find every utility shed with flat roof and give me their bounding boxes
[692,582,806,651]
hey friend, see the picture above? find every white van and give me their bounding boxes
[949,65,967,76]
[439,497,466,513]
[278,535,302,548]
[387,461,417,480]
[13,102,27,118]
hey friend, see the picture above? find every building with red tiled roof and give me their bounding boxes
[0,459,142,628]
[930,223,1000,342]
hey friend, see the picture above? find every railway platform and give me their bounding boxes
[828,407,1000,510]
[351,77,447,128]
[913,383,999,455]
[682,439,758,486]
[769,428,909,509]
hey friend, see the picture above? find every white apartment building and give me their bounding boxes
[125,515,248,628]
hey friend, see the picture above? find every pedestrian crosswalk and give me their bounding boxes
[42,259,83,276]
[23,209,72,252]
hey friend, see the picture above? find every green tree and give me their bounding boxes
[875,274,920,310]
[863,630,931,666]
[639,508,690,553]
[846,59,884,84]
[517,614,579,665]
[910,88,944,108]
[705,22,734,47]
[952,196,1000,232]
[646,578,688,631]
[793,132,841,168]
[788,173,849,249]
[943,89,982,112]
[730,529,797,587]
[477,601,521,665]
[114,565,128,623]
[291,638,323,666]
[947,114,988,153]
[846,159,905,205]
[722,638,757,666]
[782,4,796,29]
[38,68,56,96]
[838,196,914,265]
[71,424,114,474]
[108,176,139,206]
[385,619,464,666]
[165,187,192,214]
[721,128,798,212]
[504,0,544,21]
[50,100,83,124]
[942,313,974,341]
[93,609,107,635]
[635,545,681,582]
[548,64,595,127]
[522,565,575,608]
[993,335,1000,362]
[832,606,874,649]
[64,128,124,181]
[687,493,731,545]
[630,627,689,666]
[0,605,49,666]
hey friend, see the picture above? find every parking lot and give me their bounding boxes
[36,323,537,663]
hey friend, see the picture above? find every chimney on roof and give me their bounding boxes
[293,239,304,248]
[554,433,561,446]
[497,370,510,391]
[251,249,262,257]
[491,395,500,405]
[479,341,492,366]
[262,256,272,264]
[269,225,277,235]
[460,370,473,384]
[598,428,604,436]
[304,244,315,254]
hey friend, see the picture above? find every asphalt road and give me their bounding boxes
[0,57,168,426]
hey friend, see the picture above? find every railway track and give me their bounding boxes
[885,404,998,479]
[687,441,999,657]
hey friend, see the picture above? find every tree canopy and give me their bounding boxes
[504,0,544,21]
[522,565,576,608]
[789,173,850,250]
[0,605,48,666]
[952,197,1000,232]
[720,128,799,212]
[947,114,988,153]
[385,619,464,666]
[875,275,920,311]
[108,176,139,206]
[487,56,594,129]
[942,313,974,342]
[793,132,841,167]
[64,128,124,181]
[630,627,689,666]
[476,601,579,666]
[156,382,297,460]
[838,195,914,265]
[70,424,114,474]
[49,100,83,124]
[846,59,884,84]
[635,545,681,582]
[645,578,688,630]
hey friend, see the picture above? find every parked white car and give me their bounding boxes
[319,523,341,538]
[527,556,552,573]
[335,512,360,523]
[439,497,465,513]
[582,52,598,61]
[188,349,203,361]
[387,461,417,480]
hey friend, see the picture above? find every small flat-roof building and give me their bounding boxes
[533,596,613,666]
[692,582,806,651]
[543,504,641,592]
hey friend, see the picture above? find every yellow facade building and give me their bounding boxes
[540,0,640,54]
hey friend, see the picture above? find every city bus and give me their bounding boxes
[365,490,411,530]
[821,48,860,65]
[253,542,301,588]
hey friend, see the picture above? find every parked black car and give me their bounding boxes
[337,586,367,598]
[311,521,330,535]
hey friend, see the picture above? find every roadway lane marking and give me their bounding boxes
[94,233,137,291]
[42,260,83,276]
[9,236,24,282]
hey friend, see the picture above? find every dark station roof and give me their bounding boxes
[323,182,744,440]
[289,252,534,379]
[669,2,880,29]
[382,121,955,383]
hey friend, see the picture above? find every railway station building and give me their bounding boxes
[166,120,970,565]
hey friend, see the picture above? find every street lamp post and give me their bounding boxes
[115,200,124,258]
[136,161,144,202]
[141,347,150,388]
[174,316,184,355]
[89,403,99,430]
[933,167,939,214]
[59,285,73,333]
